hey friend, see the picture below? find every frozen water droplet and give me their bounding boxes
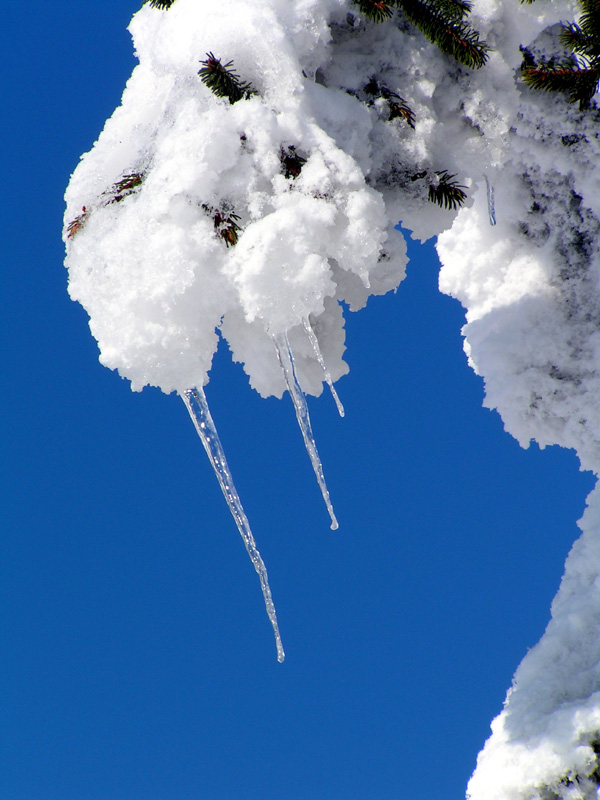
[274,332,339,530]
[303,318,345,417]
[182,386,285,662]
[484,174,496,226]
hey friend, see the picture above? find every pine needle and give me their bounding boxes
[198,53,256,104]
[428,170,467,209]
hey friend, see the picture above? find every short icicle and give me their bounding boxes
[484,174,497,226]
[182,386,285,663]
[302,318,345,417]
[273,332,339,531]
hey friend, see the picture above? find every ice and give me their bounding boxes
[303,317,345,417]
[273,332,339,531]
[484,175,496,226]
[182,386,285,663]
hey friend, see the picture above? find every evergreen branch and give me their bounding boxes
[202,204,243,247]
[66,171,145,239]
[280,146,307,179]
[560,23,594,56]
[383,90,416,126]
[522,62,600,108]
[396,0,489,67]
[145,0,176,8]
[428,170,467,209]
[520,0,600,108]
[66,206,89,239]
[431,0,473,21]
[579,0,600,47]
[364,79,416,126]
[104,172,145,204]
[198,53,256,104]
[354,0,394,22]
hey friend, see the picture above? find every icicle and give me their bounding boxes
[484,174,497,226]
[302,318,345,417]
[182,386,285,663]
[273,332,339,531]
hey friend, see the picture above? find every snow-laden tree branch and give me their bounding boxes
[64,0,600,795]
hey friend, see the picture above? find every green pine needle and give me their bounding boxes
[198,53,256,104]
[354,0,394,22]
[364,79,416,127]
[66,207,89,239]
[280,147,307,179]
[145,0,176,9]
[105,173,145,204]
[560,23,594,56]
[432,0,473,21]
[519,0,600,107]
[428,170,467,209]
[579,0,600,48]
[66,170,145,239]
[396,0,489,67]
[523,62,600,108]
[382,89,416,126]
[202,204,243,247]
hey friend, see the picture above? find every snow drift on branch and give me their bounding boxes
[64,0,406,397]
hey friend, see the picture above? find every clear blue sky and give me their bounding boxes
[1,3,595,798]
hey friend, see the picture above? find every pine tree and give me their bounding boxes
[521,0,600,109]
[198,54,257,104]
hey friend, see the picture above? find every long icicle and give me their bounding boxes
[182,386,285,662]
[273,332,339,531]
[302,318,345,417]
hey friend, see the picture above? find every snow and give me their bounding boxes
[64,0,600,794]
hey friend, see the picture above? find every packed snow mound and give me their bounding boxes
[65,0,600,793]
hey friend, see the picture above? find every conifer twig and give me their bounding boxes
[198,53,256,104]
[66,207,89,239]
[355,0,394,21]
[104,173,145,204]
[396,0,489,67]
[428,170,467,209]
[364,78,416,126]
[520,0,600,108]
[522,62,599,109]
[66,171,146,240]
[202,204,243,247]
[144,0,176,9]
[280,146,307,179]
